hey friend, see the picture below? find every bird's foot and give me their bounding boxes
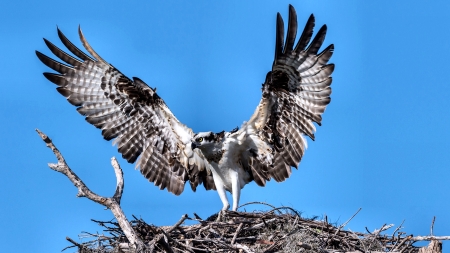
[216,210,227,222]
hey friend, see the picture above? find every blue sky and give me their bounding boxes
[1,1,449,252]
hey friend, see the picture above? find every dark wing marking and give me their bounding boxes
[37,27,214,195]
[240,5,334,185]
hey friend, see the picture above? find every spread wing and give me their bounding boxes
[237,5,334,186]
[36,27,216,195]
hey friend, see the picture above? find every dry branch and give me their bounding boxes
[36,129,147,252]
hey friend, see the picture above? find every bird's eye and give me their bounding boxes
[196,137,203,142]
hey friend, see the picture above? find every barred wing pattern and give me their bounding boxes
[36,27,216,195]
[242,5,334,186]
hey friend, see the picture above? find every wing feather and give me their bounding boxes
[101,116,134,140]
[283,5,297,54]
[294,14,315,53]
[248,157,270,187]
[57,27,94,62]
[239,6,333,186]
[37,27,213,195]
[43,38,83,66]
[36,51,74,73]
[305,25,327,55]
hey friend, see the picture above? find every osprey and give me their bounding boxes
[36,5,334,211]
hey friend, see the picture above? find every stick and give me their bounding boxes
[66,236,83,248]
[167,214,189,234]
[339,208,362,231]
[157,234,174,253]
[327,208,362,245]
[235,243,254,253]
[239,201,277,209]
[392,235,412,251]
[431,216,436,236]
[392,220,405,238]
[412,236,450,241]
[372,223,394,234]
[36,129,146,251]
[231,223,244,244]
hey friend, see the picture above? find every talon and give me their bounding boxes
[216,210,225,222]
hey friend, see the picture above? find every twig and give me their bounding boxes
[66,236,83,248]
[392,220,405,238]
[326,208,362,246]
[156,233,174,253]
[238,201,277,210]
[338,208,362,232]
[111,157,124,204]
[348,229,367,252]
[367,224,389,250]
[247,218,277,230]
[193,213,203,220]
[430,216,436,236]
[231,223,244,244]
[61,244,77,252]
[372,223,394,234]
[167,214,189,234]
[412,235,450,241]
[392,235,412,251]
[266,206,301,217]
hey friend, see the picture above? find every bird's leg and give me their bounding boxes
[230,169,241,211]
[214,181,230,222]
[214,178,230,211]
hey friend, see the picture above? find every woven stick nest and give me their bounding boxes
[65,203,431,253]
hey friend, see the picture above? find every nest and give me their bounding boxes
[64,203,426,253]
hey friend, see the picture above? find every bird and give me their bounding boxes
[36,5,334,211]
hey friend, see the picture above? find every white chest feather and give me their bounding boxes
[208,161,251,192]
[207,141,251,192]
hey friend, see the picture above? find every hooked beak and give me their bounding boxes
[191,142,197,150]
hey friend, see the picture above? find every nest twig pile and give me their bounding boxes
[64,203,436,253]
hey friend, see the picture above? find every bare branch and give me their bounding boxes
[155,234,174,253]
[111,157,124,203]
[166,214,188,234]
[431,216,436,236]
[372,223,394,234]
[413,236,450,241]
[238,201,277,210]
[339,208,362,231]
[231,223,244,244]
[392,235,412,251]
[37,129,105,202]
[392,219,405,238]
[36,129,146,251]
[66,236,82,248]
[327,208,362,246]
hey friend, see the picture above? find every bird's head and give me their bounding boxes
[191,132,216,151]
